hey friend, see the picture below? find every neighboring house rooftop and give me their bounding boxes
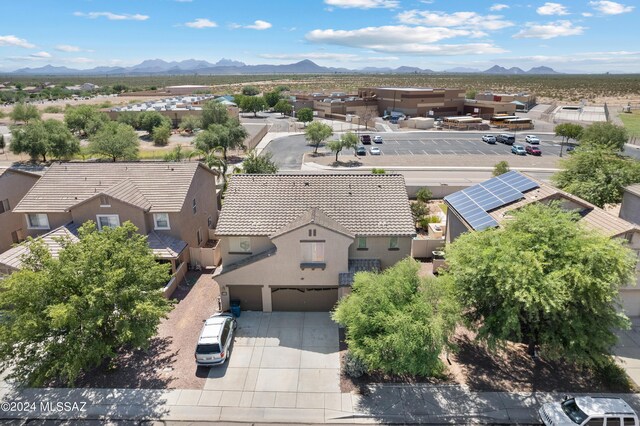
[216,174,415,237]
[0,223,79,271]
[0,167,43,179]
[625,184,640,198]
[147,231,188,259]
[14,162,216,213]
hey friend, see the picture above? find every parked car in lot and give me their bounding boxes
[497,134,516,145]
[369,146,381,155]
[525,135,540,144]
[360,134,372,144]
[482,134,496,144]
[511,144,526,155]
[373,135,383,143]
[526,144,542,156]
[539,396,639,426]
[356,145,366,156]
[195,313,237,367]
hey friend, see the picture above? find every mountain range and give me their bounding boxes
[4,58,562,76]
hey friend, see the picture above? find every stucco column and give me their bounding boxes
[261,285,272,313]
[219,285,230,312]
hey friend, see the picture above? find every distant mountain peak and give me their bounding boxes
[214,58,245,67]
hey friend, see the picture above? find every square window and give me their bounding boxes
[357,237,367,249]
[153,213,170,230]
[96,215,120,230]
[0,199,10,214]
[389,236,399,249]
[301,242,325,262]
[27,213,49,229]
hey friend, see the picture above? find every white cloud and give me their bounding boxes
[184,18,217,28]
[73,12,149,21]
[306,25,505,55]
[246,20,272,30]
[489,4,509,11]
[589,1,634,15]
[324,0,399,9]
[536,2,570,15]
[30,51,51,58]
[582,12,594,16]
[513,20,586,39]
[0,35,35,48]
[397,10,514,31]
[55,44,81,52]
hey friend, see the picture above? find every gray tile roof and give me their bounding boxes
[625,184,640,198]
[0,223,79,271]
[146,231,187,259]
[14,162,215,213]
[339,258,382,287]
[216,174,416,237]
[270,207,354,239]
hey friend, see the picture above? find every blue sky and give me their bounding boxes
[0,0,638,73]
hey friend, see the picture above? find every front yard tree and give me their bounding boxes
[580,122,628,152]
[552,148,640,207]
[445,203,636,366]
[297,107,314,126]
[10,119,79,162]
[0,221,172,386]
[305,121,333,154]
[333,258,460,376]
[274,99,293,116]
[241,150,279,174]
[88,122,140,162]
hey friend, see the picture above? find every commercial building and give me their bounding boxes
[358,87,466,118]
[474,92,536,111]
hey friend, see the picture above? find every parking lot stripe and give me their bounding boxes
[408,150,414,155]
[436,150,443,155]
[394,150,400,155]
[422,150,429,155]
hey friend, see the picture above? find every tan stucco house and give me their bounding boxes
[213,174,416,312]
[0,168,41,254]
[7,162,219,289]
[444,171,640,315]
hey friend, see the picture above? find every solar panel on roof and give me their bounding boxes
[496,170,539,192]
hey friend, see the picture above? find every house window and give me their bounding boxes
[192,198,197,214]
[301,242,325,263]
[197,228,203,245]
[96,214,120,230]
[357,237,367,250]
[26,213,50,230]
[0,198,10,214]
[208,216,213,228]
[153,213,170,230]
[99,195,110,207]
[308,229,317,237]
[229,237,251,253]
[389,236,399,249]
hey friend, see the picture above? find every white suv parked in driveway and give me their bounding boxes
[539,396,638,426]
[195,313,237,366]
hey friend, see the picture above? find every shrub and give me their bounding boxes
[411,201,427,220]
[343,351,367,378]
[493,161,510,176]
[371,168,386,174]
[43,105,63,113]
[416,187,432,203]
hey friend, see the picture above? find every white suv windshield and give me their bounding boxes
[561,399,588,424]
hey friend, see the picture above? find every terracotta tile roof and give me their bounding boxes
[14,162,215,213]
[0,223,79,271]
[270,207,355,239]
[216,174,416,237]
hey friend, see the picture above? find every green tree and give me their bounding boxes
[465,88,477,99]
[164,145,188,162]
[88,122,140,162]
[297,107,314,126]
[274,99,293,116]
[201,101,230,129]
[139,111,171,136]
[0,221,172,386]
[264,91,281,108]
[10,120,79,162]
[241,85,260,96]
[304,121,333,154]
[416,187,432,203]
[333,258,460,377]
[10,102,40,124]
[327,131,358,162]
[64,105,109,137]
[555,123,584,155]
[179,115,202,133]
[552,148,640,207]
[117,112,141,129]
[493,161,510,176]
[411,200,427,221]
[445,203,636,365]
[239,95,267,117]
[579,122,629,152]
[241,150,279,174]
[152,123,172,146]
[194,120,247,161]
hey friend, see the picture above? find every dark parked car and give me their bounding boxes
[526,144,541,156]
[497,134,516,145]
[360,134,372,144]
[356,145,366,156]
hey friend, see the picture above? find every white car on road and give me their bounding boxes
[525,135,540,144]
[373,135,383,143]
[369,146,381,155]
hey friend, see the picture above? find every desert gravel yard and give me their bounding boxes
[75,271,220,390]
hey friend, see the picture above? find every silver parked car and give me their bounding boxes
[195,313,237,366]
[539,396,639,426]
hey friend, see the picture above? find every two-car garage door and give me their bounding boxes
[271,286,338,312]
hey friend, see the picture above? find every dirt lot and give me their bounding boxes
[72,271,220,390]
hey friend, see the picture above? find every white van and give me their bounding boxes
[195,313,237,366]
[539,396,639,426]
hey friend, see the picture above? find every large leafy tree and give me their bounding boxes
[554,122,584,155]
[10,102,40,124]
[179,115,202,133]
[297,107,314,126]
[10,119,79,162]
[201,101,229,129]
[274,99,293,116]
[241,150,278,174]
[445,203,636,366]
[194,120,247,160]
[64,105,109,137]
[264,91,281,108]
[88,122,140,162]
[0,221,172,386]
[241,85,260,96]
[239,95,267,117]
[152,123,172,146]
[327,131,358,162]
[333,258,460,377]
[580,122,628,152]
[552,148,640,207]
[304,121,333,154]
[139,111,171,136]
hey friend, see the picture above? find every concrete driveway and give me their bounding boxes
[202,311,345,418]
